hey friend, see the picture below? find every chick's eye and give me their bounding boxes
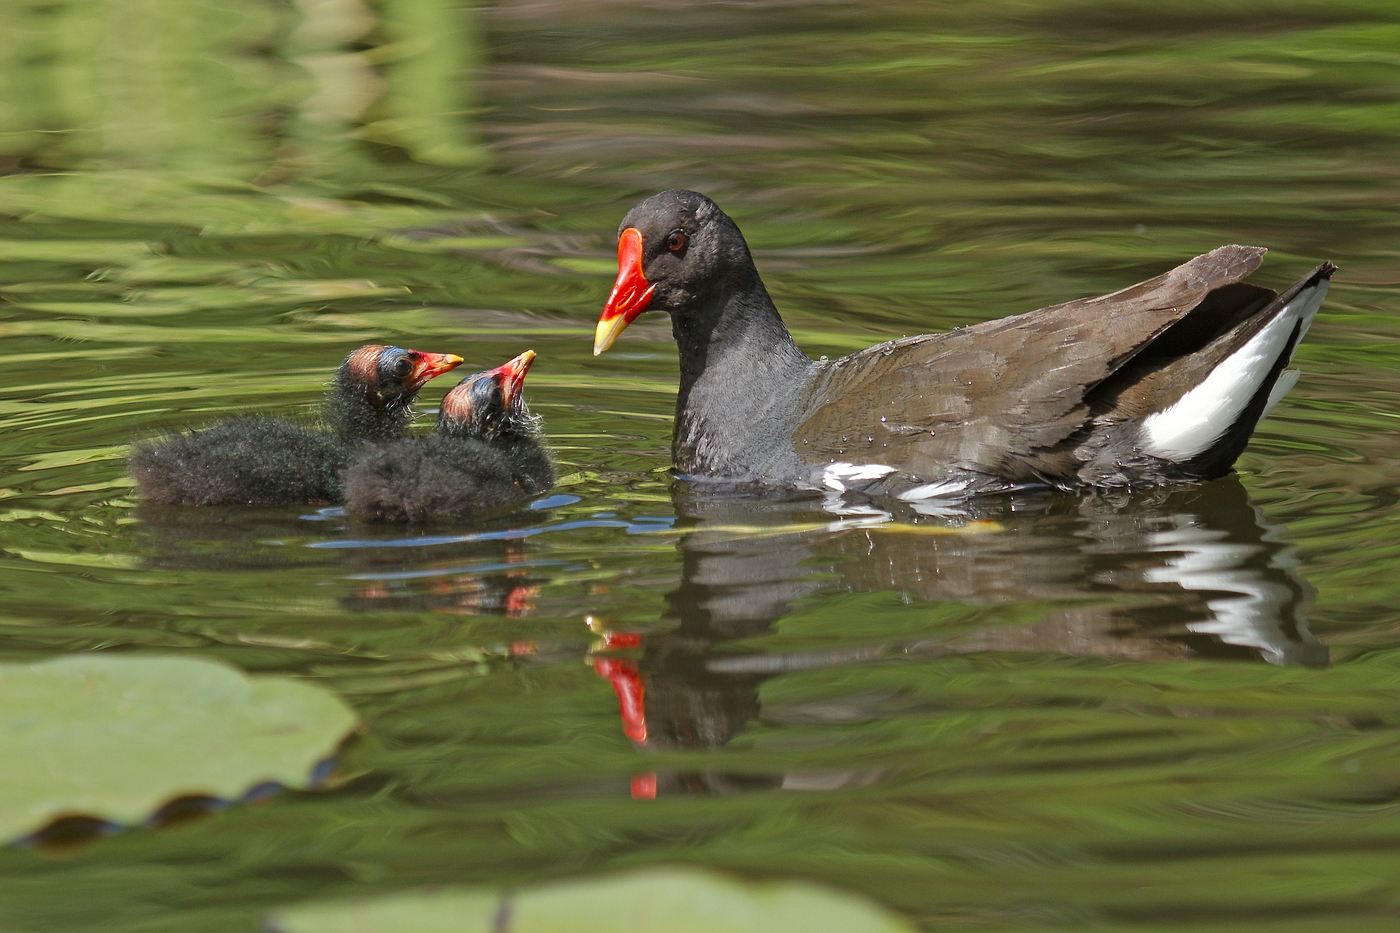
[665,231,687,253]
[391,357,413,378]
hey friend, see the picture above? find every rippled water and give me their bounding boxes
[2,1,1399,930]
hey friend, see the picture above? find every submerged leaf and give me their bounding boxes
[267,866,913,933]
[0,654,358,842]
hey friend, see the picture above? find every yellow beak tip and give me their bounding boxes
[593,317,627,356]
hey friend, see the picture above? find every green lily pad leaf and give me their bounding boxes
[267,867,914,933]
[0,654,358,842]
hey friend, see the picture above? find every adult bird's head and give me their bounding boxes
[439,349,540,440]
[594,189,759,355]
[328,344,464,441]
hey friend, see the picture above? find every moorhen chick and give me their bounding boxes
[593,189,1335,498]
[131,345,464,506]
[343,350,555,522]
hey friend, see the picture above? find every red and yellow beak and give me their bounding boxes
[405,350,465,390]
[594,227,654,355]
[488,349,536,407]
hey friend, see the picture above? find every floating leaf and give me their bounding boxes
[267,867,913,933]
[0,654,358,842]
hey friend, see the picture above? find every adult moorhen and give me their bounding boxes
[593,189,1335,498]
[343,349,555,522]
[131,345,463,506]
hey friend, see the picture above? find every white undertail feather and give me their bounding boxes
[1259,370,1300,421]
[1141,280,1328,461]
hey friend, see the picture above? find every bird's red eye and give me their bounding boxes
[665,231,687,253]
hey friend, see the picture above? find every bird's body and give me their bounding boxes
[344,433,553,523]
[593,190,1335,498]
[344,350,555,522]
[131,417,349,506]
[130,345,464,506]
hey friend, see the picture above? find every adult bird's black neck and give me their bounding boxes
[671,278,816,481]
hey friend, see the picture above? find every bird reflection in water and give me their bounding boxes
[133,473,1324,803]
[131,505,548,621]
[340,541,542,618]
[589,474,1324,797]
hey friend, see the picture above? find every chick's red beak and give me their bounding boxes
[405,350,465,390]
[489,349,536,407]
[594,227,654,355]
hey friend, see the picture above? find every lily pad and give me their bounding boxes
[0,654,358,842]
[267,866,914,933]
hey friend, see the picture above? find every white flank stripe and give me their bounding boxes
[1141,281,1327,461]
[821,462,896,491]
[896,479,969,501]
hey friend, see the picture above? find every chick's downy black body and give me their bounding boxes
[130,345,463,506]
[344,350,555,522]
[132,418,348,507]
[347,434,552,523]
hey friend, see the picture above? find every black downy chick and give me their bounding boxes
[130,345,464,506]
[344,350,555,522]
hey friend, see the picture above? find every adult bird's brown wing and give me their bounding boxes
[793,244,1271,482]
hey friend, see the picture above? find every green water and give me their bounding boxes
[2,1,1400,929]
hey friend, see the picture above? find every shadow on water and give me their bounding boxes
[580,475,1326,796]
